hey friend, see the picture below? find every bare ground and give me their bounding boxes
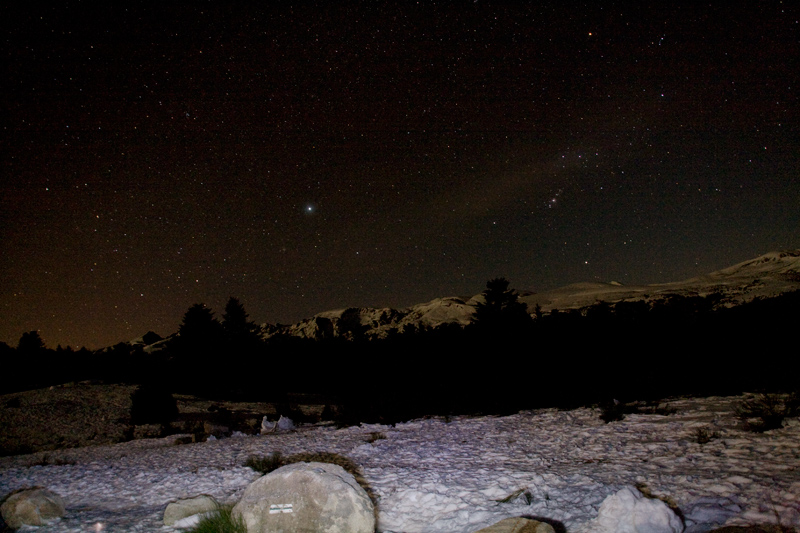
[0,382,325,457]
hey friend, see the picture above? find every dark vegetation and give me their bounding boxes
[185,505,246,533]
[2,287,799,426]
[244,451,363,478]
[694,427,720,444]
[130,383,179,426]
[734,392,800,432]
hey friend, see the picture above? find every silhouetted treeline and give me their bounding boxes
[3,291,798,423]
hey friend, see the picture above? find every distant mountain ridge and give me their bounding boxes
[520,249,800,313]
[254,249,800,342]
[261,296,479,341]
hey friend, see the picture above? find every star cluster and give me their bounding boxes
[3,3,798,348]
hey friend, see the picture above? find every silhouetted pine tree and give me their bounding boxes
[468,278,534,413]
[172,303,224,394]
[471,278,532,335]
[221,297,264,392]
[15,331,57,389]
[178,304,224,346]
[222,297,259,343]
[17,330,45,354]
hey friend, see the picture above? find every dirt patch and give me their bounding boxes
[0,382,137,456]
[0,383,335,457]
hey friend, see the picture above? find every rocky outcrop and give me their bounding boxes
[260,296,477,341]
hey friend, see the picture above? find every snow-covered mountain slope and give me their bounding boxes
[520,249,800,313]
[259,250,800,340]
[262,296,479,341]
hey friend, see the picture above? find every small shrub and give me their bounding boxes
[130,383,178,425]
[275,403,315,424]
[320,404,336,422]
[786,390,800,413]
[366,432,386,443]
[186,505,246,533]
[694,427,720,444]
[600,400,639,423]
[735,393,799,432]
[207,405,233,426]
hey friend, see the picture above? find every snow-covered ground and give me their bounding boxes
[1,394,798,532]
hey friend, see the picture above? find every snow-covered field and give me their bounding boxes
[1,394,798,532]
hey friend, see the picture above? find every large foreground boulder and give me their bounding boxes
[583,486,684,533]
[0,487,66,529]
[474,516,557,532]
[232,461,374,533]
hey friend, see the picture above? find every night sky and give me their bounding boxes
[3,3,799,349]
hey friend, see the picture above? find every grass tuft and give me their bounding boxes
[186,505,246,533]
[244,451,362,479]
[244,451,284,475]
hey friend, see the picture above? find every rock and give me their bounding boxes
[474,516,557,533]
[232,461,374,533]
[261,415,275,433]
[277,415,294,430]
[586,486,684,533]
[682,496,741,531]
[261,415,294,434]
[0,487,66,529]
[163,494,219,526]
